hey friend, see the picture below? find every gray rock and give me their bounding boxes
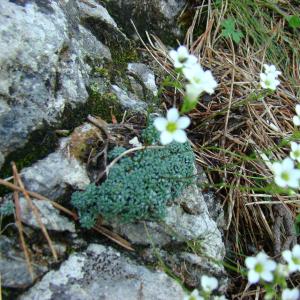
[77,0,128,46]
[2,123,101,231]
[77,0,118,29]
[78,25,112,62]
[0,236,47,288]
[21,150,90,200]
[127,63,158,97]
[0,151,4,170]
[112,183,224,259]
[111,84,148,112]
[110,178,226,288]
[19,197,75,233]
[142,248,227,290]
[20,244,186,300]
[0,0,115,165]
[0,0,69,158]
[105,0,186,41]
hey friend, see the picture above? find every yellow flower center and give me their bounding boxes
[294,150,300,158]
[166,122,177,133]
[179,56,188,63]
[255,263,263,273]
[292,257,300,265]
[281,172,290,181]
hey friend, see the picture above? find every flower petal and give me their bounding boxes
[296,104,300,116]
[248,270,259,284]
[275,176,288,188]
[154,117,167,132]
[292,244,300,256]
[167,107,179,122]
[160,131,173,145]
[245,257,256,269]
[265,260,276,271]
[261,271,273,282]
[282,157,294,170]
[177,116,191,129]
[282,250,292,263]
[293,116,300,126]
[173,129,187,143]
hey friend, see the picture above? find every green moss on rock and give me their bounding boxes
[71,126,195,228]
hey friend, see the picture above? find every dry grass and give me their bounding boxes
[143,0,300,297]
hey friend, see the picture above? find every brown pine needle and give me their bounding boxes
[12,162,58,261]
[12,173,35,280]
[93,224,134,251]
[0,171,134,252]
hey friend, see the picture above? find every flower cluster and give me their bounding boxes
[245,245,300,299]
[260,64,281,90]
[154,46,218,145]
[272,104,300,189]
[183,275,226,300]
[170,45,217,108]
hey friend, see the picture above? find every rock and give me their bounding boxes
[0,0,117,167]
[20,244,186,300]
[110,177,226,288]
[19,197,75,233]
[0,151,4,170]
[127,63,158,97]
[78,0,128,46]
[2,123,102,231]
[105,0,186,41]
[78,25,112,62]
[18,122,101,200]
[0,0,69,159]
[203,190,226,229]
[21,151,90,200]
[112,183,224,258]
[111,84,148,112]
[0,236,47,288]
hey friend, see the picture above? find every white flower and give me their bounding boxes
[290,142,300,162]
[282,244,300,273]
[153,108,190,145]
[213,296,227,300]
[183,289,204,300]
[169,46,197,69]
[183,64,218,95]
[272,157,300,188]
[282,288,300,300]
[245,252,277,284]
[293,104,300,126]
[129,137,142,147]
[201,275,218,292]
[276,263,289,278]
[263,64,282,77]
[260,72,280,90]
[185,83,202,103]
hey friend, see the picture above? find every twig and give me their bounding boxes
[93,224,134,251]
[13,173,35,280]
[0,179,77,219]
[12,163,58,261]
[0,175,134,252]
[98,145,163,181]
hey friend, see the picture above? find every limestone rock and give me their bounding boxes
[0,236,47,289]
[105,0,186,41]
[19,197,75,233]
[0,0,116,167]
[127,63,158,97]
[111,84,147,112]
[20,244,186,300]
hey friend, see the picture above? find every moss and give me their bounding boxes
[72,124,196,228]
